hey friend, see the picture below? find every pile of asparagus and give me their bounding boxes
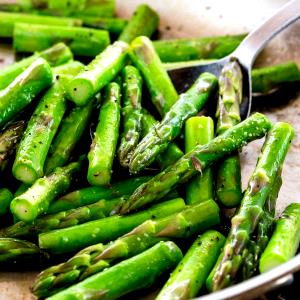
[0,1,300,299]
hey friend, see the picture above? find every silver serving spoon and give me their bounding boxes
[168,0,300,119]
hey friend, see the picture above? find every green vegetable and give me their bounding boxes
[129,72,218,174]
[52,61,84,77]
[118,66,143,167]
[46,241,183,300]
[0,188,14,216]
[119,113,272,214]
[259,203,300,273]
[157,230,225,300]
[67,41,128,106]
[38,198,186,254]
[87,82,121,186]
[13,23,110,57]
[185,116,214,204]
[207,122,294,291]
[118,4,159,43]
[10,161,81,223]
[0,58,53,128]
[129,36,178,116]
[81,16,127,34]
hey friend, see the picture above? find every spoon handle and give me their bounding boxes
[234,0,300,67]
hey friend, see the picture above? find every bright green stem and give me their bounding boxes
[13,23,110,57]
[129,36,178,116]
[157,230,225,300]
[259,203,300,273]
[10,161,81,223]
[45,100,93,175]
[209,122,294,291]
[118,4,159,43]
[38,198,186,254]
[185,116,214,204]
[81,16,127,34]
[47,241,182,300]
[87,82,121,186]
[13,81,66,184]
[0,58,53,128]
[67,41,128,106]
[153,34,245,62]
[0,188,13,216]
[118,66,143,167]
[0,43,72,90]
[52,61,84,77]
[129,72,218,174]
[119,113,272,214]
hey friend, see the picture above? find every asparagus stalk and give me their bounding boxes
[118,4,159,43]
[0,58,53,128]
[0,188,13,216]
[129,36,178,116]
[0,11,82,37]
[10,161,81,223]
[45,100,93,175]
[118,66,143,167]
[157,230,225,300]
[52,61,84,77]
[33,199,219,296]
[81,16,127,34]
[141,109,184,169]
[119,113,272,214]
[129,72,218,174]
[0,121,25,171]
[67,41,128,106]
[38,198,186,254]
[87,82,121,186]
[12,80,67,184]
[1,197,123,238]
[47,176,151,214]
[153,34,245,62]
[207,122,294,291]
[0,43,72,90]
[13,23,110,57]
[215,60,243,207]
[259,203,300,273]
[47,241,182,300]
[185,116,214,204]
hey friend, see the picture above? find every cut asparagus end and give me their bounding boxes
[13,164,38,184]
[259,253,286,273]
[10,198,38,223]
[68,78,94,106]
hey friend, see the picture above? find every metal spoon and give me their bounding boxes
[168,0,300,119]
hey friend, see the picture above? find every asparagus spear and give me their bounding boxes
[67,41,128,106]
[0,11,82,37]
[185,116,214,204]
[87,82,121,186]
[12,80,67,184]
[129,72,218,174]
[0,188,13,216]
[81,16,127,34]
[47,241,182,300]
[0,43,72,90]
[215,60,243,207]
[47,176,151,214]
[38,198,186,254]
[33,199,219,296]
[45,100,93,175]
[157,230,225,300]
[0,58,53,128]
[118,4,159,43]
[118,66,143,167]
[119,113,272,214]
[0,121,25,171]
[141,109,184,169]
[259,203,300,273]
[153,34,245,62]
[207,122,294,291]
[1,197,123,238]
[10,161,81,223]
[129,36,178,116]
[52,61,84,77]
[13,23,110,57]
